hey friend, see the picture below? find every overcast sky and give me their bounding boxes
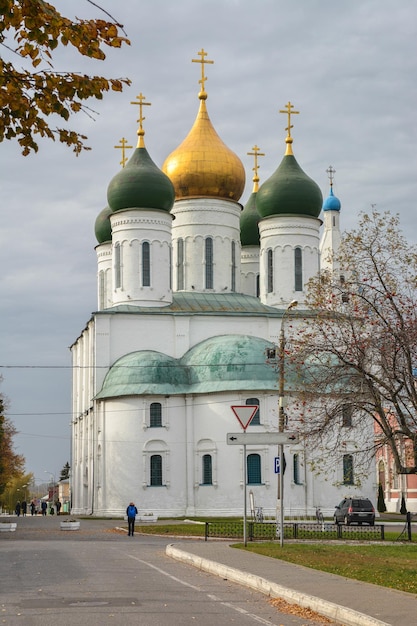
[1,0,416,485]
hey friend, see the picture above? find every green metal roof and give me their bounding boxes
[96,292,291,317]
[95,333,305,399]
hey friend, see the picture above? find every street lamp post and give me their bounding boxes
[44,471,56,503]
[277,300,298,547]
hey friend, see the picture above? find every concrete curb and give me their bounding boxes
[166,544,390,626]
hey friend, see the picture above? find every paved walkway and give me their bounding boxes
[166,540,417,626]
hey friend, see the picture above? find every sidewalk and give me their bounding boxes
[166,540,417,626]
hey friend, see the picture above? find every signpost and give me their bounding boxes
[229,406,299,546]
[227,432,299,445]
[230,405,259,545]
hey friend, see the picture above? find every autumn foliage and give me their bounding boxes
[0,0,131,154]
[0,394,25,499]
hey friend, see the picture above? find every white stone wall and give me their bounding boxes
[110,209,173,307]
[319,209,342,276]
[171,198,242,293]
[259,214,321,308]
[240,246,260,297]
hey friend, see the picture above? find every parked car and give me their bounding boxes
[334,497,375,526]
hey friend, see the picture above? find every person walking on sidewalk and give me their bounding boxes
[126,502,138,537]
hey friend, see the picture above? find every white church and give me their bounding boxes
[70,51,375,518]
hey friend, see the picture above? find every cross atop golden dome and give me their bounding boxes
[192,48,214,100]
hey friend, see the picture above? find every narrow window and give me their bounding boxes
[205,237,213,289]
[150,402,162,427]
[99,271,105,309]
[246,398,260,425]
[247,453,261,484]
[342,404,353,427]
[231,241,236,292]
[293,453,302,485]
[294,247,303,291]
[256,274,260,298]
[150,454,163,486]
[177,238,184,290]
[169,244,172,290]
[142,242,150,286]
[114,243,121,289]
[267,249,273,293]
[343,454,354,485]
[202,454,212,485]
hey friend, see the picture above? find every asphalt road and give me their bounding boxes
[0,515,330,626]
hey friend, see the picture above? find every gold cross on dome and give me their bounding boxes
[130,92,151,145]
[247,145,265,191]
[192,48,214,94]
[279,101,299,139]
[114,137,133,168]
[326,165,336,186]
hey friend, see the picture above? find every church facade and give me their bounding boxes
[70,52,376,518]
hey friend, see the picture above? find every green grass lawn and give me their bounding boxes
[136,522,206,536]
[136,521,417,594]
[234,542,417,594]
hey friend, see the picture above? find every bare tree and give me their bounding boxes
[291,210,417,477]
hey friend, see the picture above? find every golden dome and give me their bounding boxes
[162,92,245,201]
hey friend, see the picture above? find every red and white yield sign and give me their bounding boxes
[231,405,259,431]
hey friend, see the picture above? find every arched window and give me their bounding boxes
[293,453,302,485]
[202,454,212,485]
[246,398,260,425]
[150,454,163,486]
[205,237,213,289]
[142,242,150,286]
[294,247,302,291]
[256,274,260,298]
[247,453,262,484]
[114,243,121,289]
[343,454,354,485]
[231,241,236,292]
[150,402,162,427]
[177,238,184,290]
[267,249,273,293]
[342,404,353,427]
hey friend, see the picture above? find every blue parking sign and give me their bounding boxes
[274,454,286,474]
[274,457,280,474]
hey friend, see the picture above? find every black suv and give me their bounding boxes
[334,497,375,526]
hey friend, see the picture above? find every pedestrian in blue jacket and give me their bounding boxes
[126,502,138,536]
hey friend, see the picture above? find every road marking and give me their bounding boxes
[128,555,278,625]
[127,554,201,590]
[207,594,275,625]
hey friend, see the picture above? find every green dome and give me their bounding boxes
[96,351,188,397]
[182,335,276,388]
[107,146,175,213]
[94,206,112,244]
[95,335,291,398]
[240,191,260,246]
[256,154,323,218]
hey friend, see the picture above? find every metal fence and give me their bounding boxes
[205,521,385,541]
